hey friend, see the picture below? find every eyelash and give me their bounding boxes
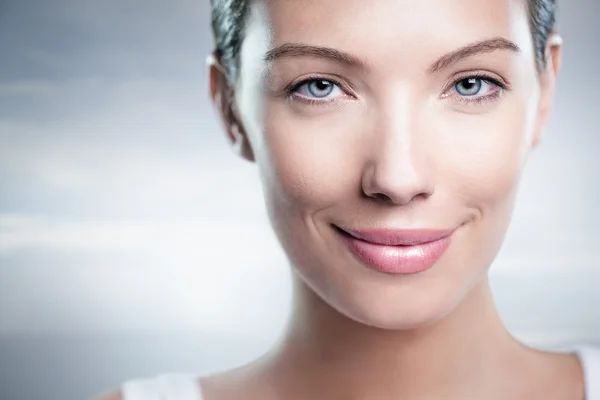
[286,74,508,106]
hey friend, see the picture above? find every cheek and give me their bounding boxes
[257,102,364,211]
[433,98,535,210]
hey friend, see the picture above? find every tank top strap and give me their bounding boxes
[121,373,204,400]
[575,346,600,400]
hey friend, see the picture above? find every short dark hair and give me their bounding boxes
[210,0,557,85]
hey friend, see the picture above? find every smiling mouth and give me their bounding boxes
[332,224,454,274]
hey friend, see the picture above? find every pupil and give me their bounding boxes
[463,79,476,89]
[316,81,330,91]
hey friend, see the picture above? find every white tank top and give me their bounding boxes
[121,346,600,400]
[121,373,204,400]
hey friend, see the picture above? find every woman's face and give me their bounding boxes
[214,0,559,329]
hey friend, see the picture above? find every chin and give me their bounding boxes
[340,292,464,331]
[307,269,476,332]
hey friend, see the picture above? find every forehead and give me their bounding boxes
[243,0,533,68]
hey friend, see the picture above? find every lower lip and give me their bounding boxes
[336,228,453,275]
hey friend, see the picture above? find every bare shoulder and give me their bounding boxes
[91,389,123,400]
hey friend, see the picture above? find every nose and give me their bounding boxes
[361,106,434,206]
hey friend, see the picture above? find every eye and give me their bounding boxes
[290,78,344,102]
[305,80,336,98]
[452,76,503,98]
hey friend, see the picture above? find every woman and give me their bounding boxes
[97,0,600,399]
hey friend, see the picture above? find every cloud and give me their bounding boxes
[0,212,291,334]
[0,134,262,219]
[0,213,272,256]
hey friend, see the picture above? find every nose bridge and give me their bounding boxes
[362,92,433,204]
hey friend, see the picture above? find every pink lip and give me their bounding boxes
[335,226,454,275]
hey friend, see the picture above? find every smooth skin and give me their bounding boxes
[97,0,583,399]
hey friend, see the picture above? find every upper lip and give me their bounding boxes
[336,226,454,246]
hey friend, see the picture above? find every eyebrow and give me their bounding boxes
[263,43,369,70]
[427,37,521,73]
[263,37,520,74]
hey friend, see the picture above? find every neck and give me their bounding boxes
[263,275,528,399]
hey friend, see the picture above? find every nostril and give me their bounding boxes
[373,193,392,202]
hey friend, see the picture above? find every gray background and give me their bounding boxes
[0,1,599,399]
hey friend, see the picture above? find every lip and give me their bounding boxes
[334,225,454,275]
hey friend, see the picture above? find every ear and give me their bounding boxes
[207,52,255,162]
[531,32,563,148]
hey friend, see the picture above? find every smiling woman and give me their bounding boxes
[94,0,600,399]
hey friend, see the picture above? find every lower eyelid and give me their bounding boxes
[452,89,503,108]
[459,89,502,102]
[292,92,332,101]
[290,92,349,107]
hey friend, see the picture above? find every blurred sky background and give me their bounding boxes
[0,0,599,399]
